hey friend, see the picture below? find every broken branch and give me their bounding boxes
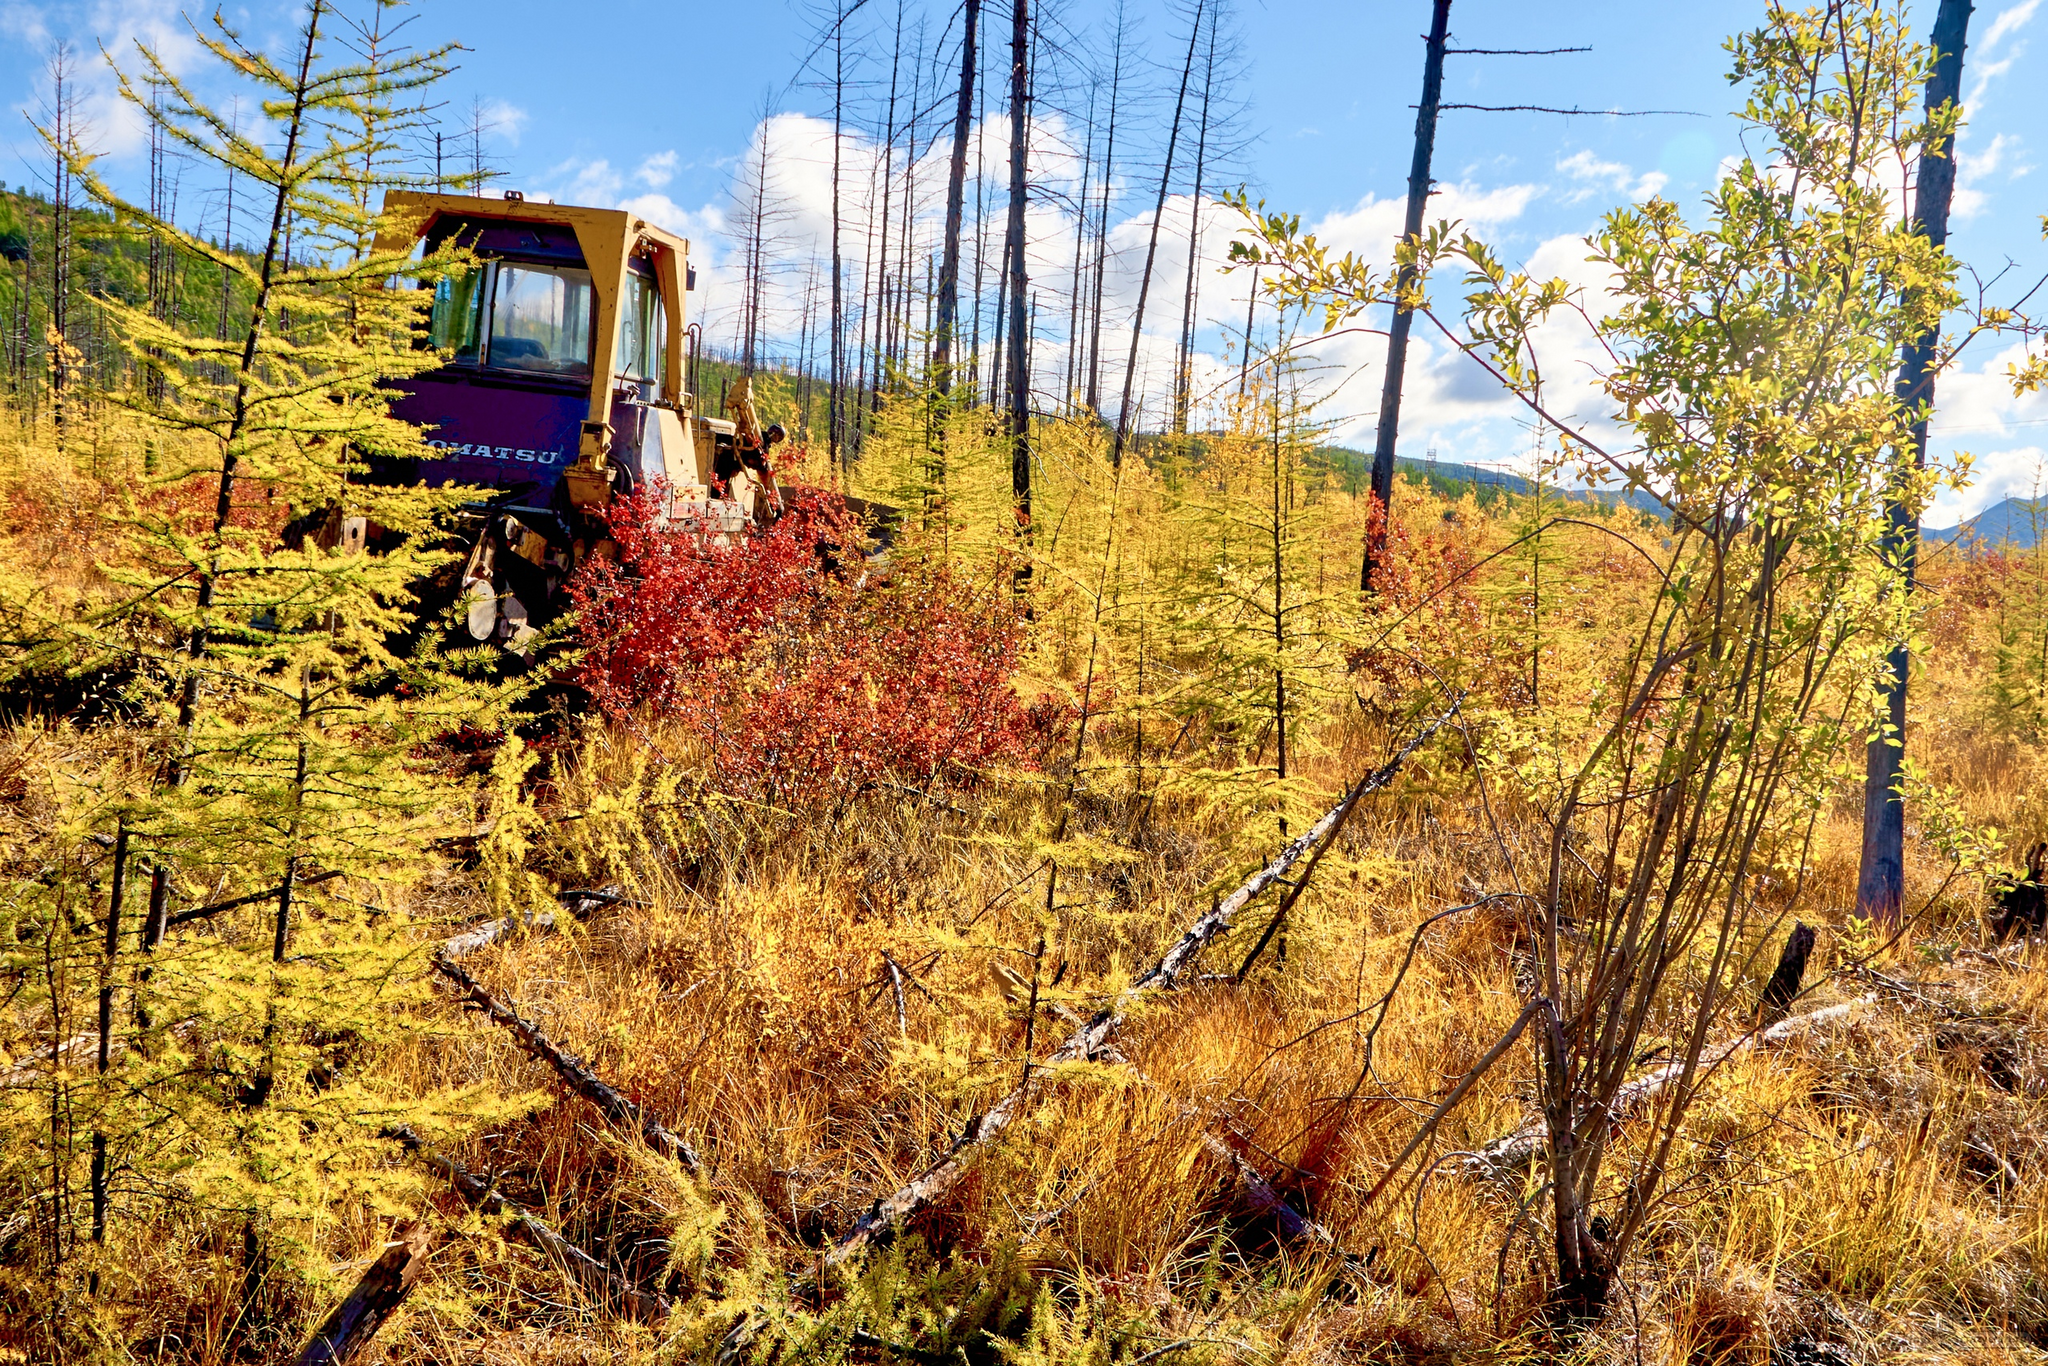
[430,957,704,1175]
[823,703,1456,1269]
[385,1125,668,1322]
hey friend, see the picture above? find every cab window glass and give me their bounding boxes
[427,267,485,361]
[618,269,665,394]
[487,263,594,376]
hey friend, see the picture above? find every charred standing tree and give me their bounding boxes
[868,0,905,424]
[933,0,980,397]
[969,32,990,402]
[1085,5,1128,416]
[1173,11,1220,436]
[45,48,76,434]
[1065,85,1096,413]
[735,110,781,372]
[1003,0,1031,579]
[1361,0,1451,592]
[890,21,925,377]
[89,822,131,1280]
[830,10,847,467]
[1111,0,1206,467]
[1857,0,1973,925]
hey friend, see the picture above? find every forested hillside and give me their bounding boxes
[2,1,2048,1365]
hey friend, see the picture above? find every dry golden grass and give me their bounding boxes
[206,704,2044,1366]
[10,419,2048,1364]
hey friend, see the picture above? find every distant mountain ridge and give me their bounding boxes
[1319,447,1670,518]
[1926,497,2048,550]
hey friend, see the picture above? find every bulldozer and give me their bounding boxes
[367,189,798,653]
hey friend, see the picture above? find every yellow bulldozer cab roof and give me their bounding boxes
[377,191,695,436]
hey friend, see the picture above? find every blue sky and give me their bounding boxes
[2,0,2044,524]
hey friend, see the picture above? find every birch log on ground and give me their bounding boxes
[293,1223,432,1366]
[431,957,703,1174]
[824,706,1456,1269]
[387,1125,669,1322]
[1461,994,1875,1181]
[437,885,622,960]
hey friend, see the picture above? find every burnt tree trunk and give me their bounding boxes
[830,12,846,468]
[1110,0,1206,467]
[1857,0,1973,925]
[292,1225,432,1366]
[1361,0,1451,592]
[1173,14,1219,436]
[933,0,980,397]
[1064,86,1095,413]
[1085,13,1126,416]
[1757,921,1815,1025]
[1003,0,1032,580]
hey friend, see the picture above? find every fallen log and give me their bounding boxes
[431,957,704,1175]
[1461,993,1875,1181]
[438,911,554,960]
[436,885,621,960]
[293,1223,432,1366]
[386,1125,668,1322]
[0,1030,106,1089]
[823,705,1456,1269]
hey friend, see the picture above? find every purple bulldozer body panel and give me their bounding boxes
[390,371,585,494]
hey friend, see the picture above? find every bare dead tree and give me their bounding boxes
[42,45,79,435]
[831,7,850,466]
[970,26,990,404]
[1065,81,1097,414]
[1002,0,1031,578]
[1110,0,1205,466]
[868,0,905,422]
[1173,6,1220,436]
[1360,0,1451,592]
[1857,0,1974,924]
[461,95,503,196]
[730,97,795,372]
[144,75,171,406]
[932,0,980,397]
[1085,4,1129,416]
[990,222,1010,410]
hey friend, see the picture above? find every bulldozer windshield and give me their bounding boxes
[486,263,595,376]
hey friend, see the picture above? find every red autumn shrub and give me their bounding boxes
[1353,494,1495,698]
[570,485,1058,807]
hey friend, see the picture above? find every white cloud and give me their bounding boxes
[1953,131,2026,218]
[1967,0,2040,107]
[617,192,723,245]
[1556,149,1668,205]
[1,3,53,46]
[6,0,205,164]
[1923,339,2048,525]
[480,98,527,148]
[635,150,677,189]
[1984,0,2044,50]
[1927,445,2048,527]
